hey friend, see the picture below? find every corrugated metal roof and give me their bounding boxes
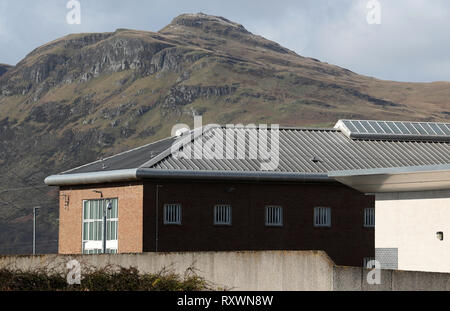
[149,126,450,174]
[56,121,450,179]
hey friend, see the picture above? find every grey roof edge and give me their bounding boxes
[328,164,450,178]
[44,168,334,186]
[45,169,138,186]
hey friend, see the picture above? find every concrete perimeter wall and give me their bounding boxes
[333,266,450,291]
[0,251,449,291]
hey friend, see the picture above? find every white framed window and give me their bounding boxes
[364,208,375,227]
[314,207,331,227]
[164,204,182,225]
[82,198,118,254]
[265,206,283,227]
[214,205,232,225]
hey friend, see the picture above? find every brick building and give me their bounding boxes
[45,120,450,267]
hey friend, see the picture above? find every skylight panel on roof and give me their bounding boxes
[360,121,375,133]
[430,123,445,135]
[404,123,419,135]
[412,123,427,135]
[439,124,450,135]
[394,122,410,134]
[344,121,358,133]
[386,121,402,134]
[379,122,393,134]
[353,121,368,133]
[335,120,450,142]
[368,121,384,133]
[424,124,434,134]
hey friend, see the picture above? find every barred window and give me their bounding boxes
[363,257,376,269]
[314,207,331,227]
[265,206,283,227]
[164,204,182,225]
[82,199,118,254]
[214,205,232,225]
[364,208,375,227]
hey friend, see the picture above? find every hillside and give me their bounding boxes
[0,13,449,254]
[0,64,12,77]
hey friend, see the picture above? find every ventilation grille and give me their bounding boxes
[375,248,398,270]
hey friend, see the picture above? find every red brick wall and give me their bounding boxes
[143,180,375,266]
[59,183,144,254]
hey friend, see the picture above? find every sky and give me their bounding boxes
[0,0,449,82]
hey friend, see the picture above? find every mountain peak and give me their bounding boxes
[159,12,295,55]
[160,12,251,36]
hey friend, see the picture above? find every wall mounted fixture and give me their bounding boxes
[92,190,103,198]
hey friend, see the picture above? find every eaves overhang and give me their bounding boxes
[329,164,450,193]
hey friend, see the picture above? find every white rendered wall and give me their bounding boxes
[375,190,450,273]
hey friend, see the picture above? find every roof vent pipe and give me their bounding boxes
[311,156,321,163]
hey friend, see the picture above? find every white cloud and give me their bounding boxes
[0,0,449,82]
[245,0,450,82]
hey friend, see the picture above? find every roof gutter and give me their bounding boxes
[45,168,333,186]
[44,169,138,186]
[136,169,333,183]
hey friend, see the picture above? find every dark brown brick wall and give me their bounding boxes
[58,179,374,266]
[143,180,375,267]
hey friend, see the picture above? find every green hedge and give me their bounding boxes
[0,266,210,291]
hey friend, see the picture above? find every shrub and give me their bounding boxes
[0,266,211,291]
